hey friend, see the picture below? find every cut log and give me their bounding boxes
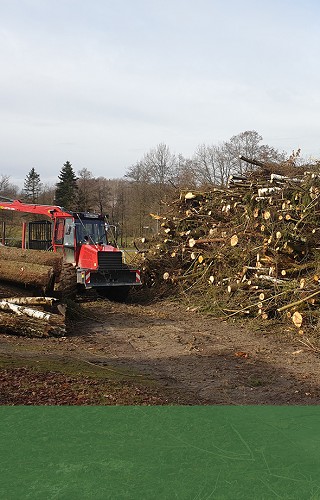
[230,234,239,247]
[292,311,303,328]
[258,187,281,196]
[0,312,64,337]
[2,297,58,306]
[300,278,306,289]
[0,260,54,289]
[150,213,164,220]
[253,208,259,218]
[188,237,225,248]
[0,247,62,274]
[0,300,52,321]
[257,275,286,284]
[259,292,272,301]
[184,192,196,200]
[263,210,271,221]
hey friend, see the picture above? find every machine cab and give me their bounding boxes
[53,213,110,265]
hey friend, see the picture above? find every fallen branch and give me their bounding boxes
[277,290,320,312]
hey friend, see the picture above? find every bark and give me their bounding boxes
[0,247,63,274]
[0,300,55,321]
[0,260,54,289]
[2,297,57,306]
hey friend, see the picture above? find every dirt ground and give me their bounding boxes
[1,287,320,405]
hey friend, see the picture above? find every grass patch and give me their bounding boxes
[0,352,153,383]
[247,376,265,387]
[0,353,197,405]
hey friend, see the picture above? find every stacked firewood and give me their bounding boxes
[140,166,320,333]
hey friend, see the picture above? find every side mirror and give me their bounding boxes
[105,224,118,246]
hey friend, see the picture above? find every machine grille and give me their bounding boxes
[98,251,123,270]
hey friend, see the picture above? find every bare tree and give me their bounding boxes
[193,144,232,186]
[0,175,19,198]
[38,184,55,205]
[173,155,198,189]
[225,130,286,175]
[211,144,234,186]
[126,160,152,184]
[126,161,158,236]
[193,144,216,185]
[126,143,177,218]
[77,168,94,212]
[144,143,177,186]
[92,177,112,214]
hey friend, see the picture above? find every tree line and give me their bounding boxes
[0,130,307,244]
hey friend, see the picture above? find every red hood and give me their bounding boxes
[78,244,121,270]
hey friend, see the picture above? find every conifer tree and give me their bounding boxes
[23,168,42,202]
[55,161,78,210]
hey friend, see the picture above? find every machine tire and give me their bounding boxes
[54,263,77,301]
[98,286,130,302]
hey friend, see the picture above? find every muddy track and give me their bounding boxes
[1,294,320,404]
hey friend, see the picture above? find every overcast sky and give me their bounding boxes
[1,0,320,187]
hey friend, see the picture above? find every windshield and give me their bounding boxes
[75,219,108,245]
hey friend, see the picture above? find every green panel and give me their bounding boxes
[1,406,320,499]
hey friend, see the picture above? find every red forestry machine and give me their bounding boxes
[0,197,141,300]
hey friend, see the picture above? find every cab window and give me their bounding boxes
[64,218,75,247]
[54,219,65,245]
[75,220,107,245]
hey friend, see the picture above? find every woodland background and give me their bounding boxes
[0,130,315,246]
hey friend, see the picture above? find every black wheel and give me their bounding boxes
[98,286,130,302]
[54,263,77,300]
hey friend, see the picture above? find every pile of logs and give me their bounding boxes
[140,166,320,333]
[0,248,67,337]
[0,247,63,292]
[0,296,66,337]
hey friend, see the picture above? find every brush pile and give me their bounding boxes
[140,164,320,333]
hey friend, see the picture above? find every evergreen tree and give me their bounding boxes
[23,168,42,202]
[55,161,78,210]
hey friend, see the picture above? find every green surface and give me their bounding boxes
[1,406,320,499]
